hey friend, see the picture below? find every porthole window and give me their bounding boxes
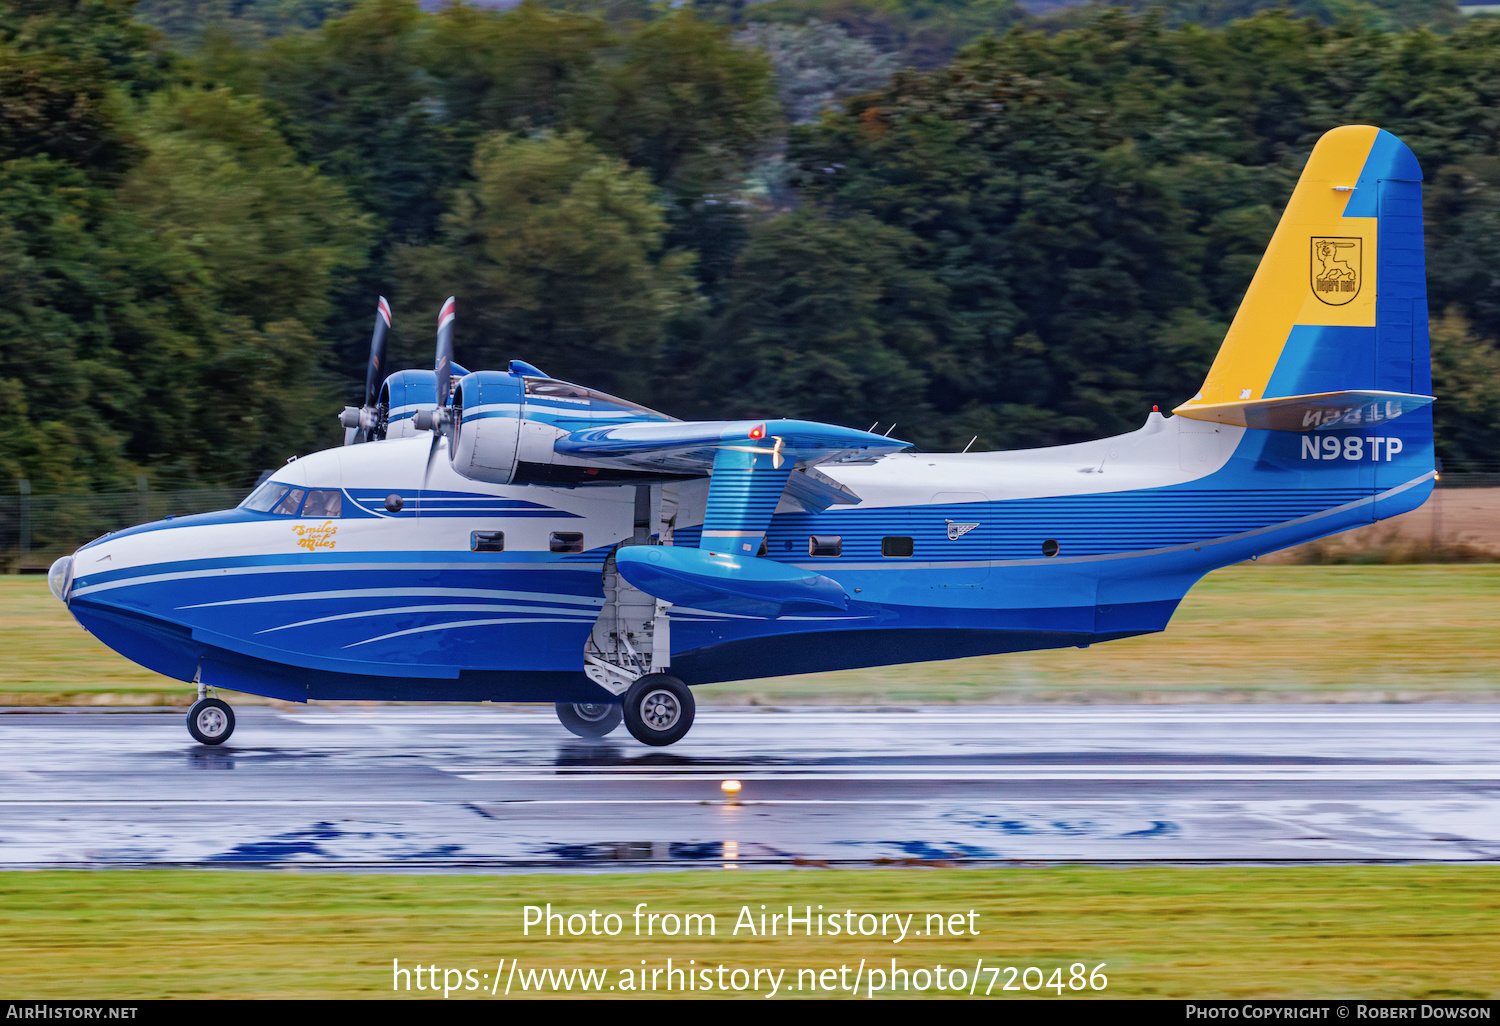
[550,532,585,554]
[881,536,914,558]
[1042,538,1060,557]
[471,531,505,553]
[808,535,842,557]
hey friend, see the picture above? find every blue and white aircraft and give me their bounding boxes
[49,125,1437,747]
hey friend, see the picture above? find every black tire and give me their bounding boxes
[621,674,694,747]
[555,701,622,738]
[186,697,235,746]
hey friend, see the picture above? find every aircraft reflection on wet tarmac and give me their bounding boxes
[2,706,1498,868]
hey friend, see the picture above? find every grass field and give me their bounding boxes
[0,867,1494,999]
[4,565,1497,706]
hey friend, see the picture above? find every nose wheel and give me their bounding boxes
[622,674,694,747]
[187,697,235,746]
[555,701,622,738]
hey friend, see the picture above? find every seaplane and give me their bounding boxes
[49,125,1436,747]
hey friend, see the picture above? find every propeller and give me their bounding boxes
[339,297,392,444]
[413,297,458,516]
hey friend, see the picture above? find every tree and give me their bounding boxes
[735,21,898,124]
[743,0,1025,70]
[250,0,452,245]
[585,9,780,283]
[135,0,360,47]
[116,87,370,471]
[695,210,946,437]
[422,2,610,145]
[396,131,699,401]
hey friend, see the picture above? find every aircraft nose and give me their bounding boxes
[47,554,73,603]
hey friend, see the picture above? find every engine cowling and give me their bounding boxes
[380,369,438,440]
[450,371,524,484]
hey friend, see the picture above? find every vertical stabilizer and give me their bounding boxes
[1176,126,1430,413]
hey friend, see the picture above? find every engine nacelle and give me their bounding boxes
[380,369,437,440]
[450,371,524,484]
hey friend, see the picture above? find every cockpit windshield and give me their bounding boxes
[240,482,342,517]
[241,480,290,512]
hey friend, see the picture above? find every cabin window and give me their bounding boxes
[808,535,842,557]
[301,489,342,518]
[1042,538,1060,557]
[550,532,585,553]
[471,531,505,553]
[241,481,289,513]
[271,488,306,516]
[881,536,914,557]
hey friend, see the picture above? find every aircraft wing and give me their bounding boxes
[553,419,909,475]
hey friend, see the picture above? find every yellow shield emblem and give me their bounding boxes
[1310,236,1362,306]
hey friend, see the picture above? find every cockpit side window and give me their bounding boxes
[271,488,306,515]
[241,481,289,512]
[301,489,342,517]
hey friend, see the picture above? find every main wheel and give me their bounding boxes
[187,697,235,746]
[621,674,694,747]
[555,701,622,738]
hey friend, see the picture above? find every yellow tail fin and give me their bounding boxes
[1175,125,1429,416]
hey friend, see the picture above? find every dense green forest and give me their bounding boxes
[2,0,1498,494]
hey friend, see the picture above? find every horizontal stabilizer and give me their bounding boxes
[615,546,848,619]
[1172,390,1433,432]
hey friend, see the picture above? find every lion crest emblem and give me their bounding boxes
[1311,237,1362,306]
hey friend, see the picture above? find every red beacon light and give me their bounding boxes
[748,424,766,441]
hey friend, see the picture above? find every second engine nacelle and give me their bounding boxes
[450,371,524,484]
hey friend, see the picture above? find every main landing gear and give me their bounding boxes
[187,696,235,745]
[621,674,694,747]
[555,701,623,738]
[556,674,695,746]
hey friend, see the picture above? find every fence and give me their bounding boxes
[1,483,257,572]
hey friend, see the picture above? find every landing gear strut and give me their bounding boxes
[555,701,622,738]
[187,697,235,745]
[622,674,694,747]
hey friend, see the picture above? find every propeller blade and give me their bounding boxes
[434,296,455,415]
[419,430,443,518]
[364,296,392,412]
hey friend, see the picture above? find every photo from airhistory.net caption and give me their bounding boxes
[4,868,1497,1001]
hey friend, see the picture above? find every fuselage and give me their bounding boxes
[54,406,1434,705]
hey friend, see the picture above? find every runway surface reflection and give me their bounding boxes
[1,705,1498,868]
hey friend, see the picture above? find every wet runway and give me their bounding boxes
[2,705,1498,868]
